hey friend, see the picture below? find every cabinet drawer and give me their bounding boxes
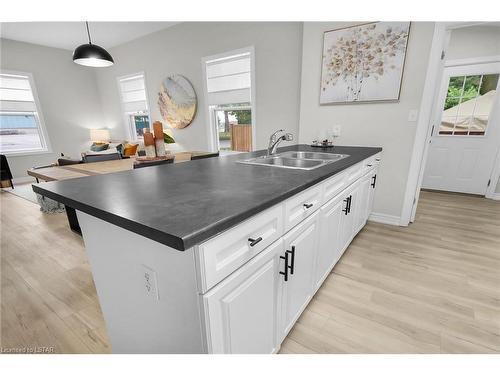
[346,162,363,185]
[364,153,382,173]
[284,184,322,232]
[197,204,284,292]
[322,170,348,203]
[362,155,377,174]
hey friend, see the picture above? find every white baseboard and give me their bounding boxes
[368,212,402,226]
[13,176,37,185]
[486,192,500,201]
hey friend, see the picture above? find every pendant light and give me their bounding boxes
[73,22,114,67]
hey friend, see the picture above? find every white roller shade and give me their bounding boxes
[0,100,37,112]
[0,73,36,111]
[206,53,251,105]
[123,101,148,113]
[118,74,148,113]
[207,88,251,106]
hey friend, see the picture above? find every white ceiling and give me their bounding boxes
[0,22,178,50]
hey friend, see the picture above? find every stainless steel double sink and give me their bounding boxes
[237,151,349,170]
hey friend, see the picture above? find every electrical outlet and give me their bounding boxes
[332,125,341,137]
[141,264,159,300]
[408,109,419,122]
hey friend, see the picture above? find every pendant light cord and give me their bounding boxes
[85,21,92,45]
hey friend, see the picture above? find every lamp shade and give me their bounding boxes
[90,129,111,143]
[73,43,114,67]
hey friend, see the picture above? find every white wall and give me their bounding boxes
[447,25,500,61]
[94,22,303,152]
[0,38,105,179]
[298,22,436,219]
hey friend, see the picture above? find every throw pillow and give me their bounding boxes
[90,142,110,152]
[123,143,139,156]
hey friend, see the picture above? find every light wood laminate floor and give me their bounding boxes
[1,189,499,353]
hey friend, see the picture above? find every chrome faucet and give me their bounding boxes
[267,130,294,156]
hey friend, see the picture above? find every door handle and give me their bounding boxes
[248,237,263,247]
[287,246,295,275]
[303,203,313,209]
[280,251,290,282]
[343,196,349,215]
[371,175,377,188]
[347,195,352,214]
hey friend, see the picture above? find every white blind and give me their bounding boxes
[0,73,37,112]
[118,74,148,113]
[206,53,251,105]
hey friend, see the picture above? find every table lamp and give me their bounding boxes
[90,129,111,144]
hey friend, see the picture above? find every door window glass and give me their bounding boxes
[439,73,499,135]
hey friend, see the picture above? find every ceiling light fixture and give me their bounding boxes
[73,21,114,67]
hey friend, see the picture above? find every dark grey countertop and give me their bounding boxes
[33,144,382,250]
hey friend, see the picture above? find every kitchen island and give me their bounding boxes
[34,144,382,353]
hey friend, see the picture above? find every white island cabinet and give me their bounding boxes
[280,211,320,340]
[77,152,381,353]
[315,193,344,291]
[202,238,284,354]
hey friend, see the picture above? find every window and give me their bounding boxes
[0,72,49,155]
[211,103,252,152]
[118,73,150,140]
[204,49,254,153]
[439,73,499,136]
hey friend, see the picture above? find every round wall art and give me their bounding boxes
[157,74,197,129]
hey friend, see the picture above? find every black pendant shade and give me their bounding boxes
[73,22,114,67]
[73,43,114,67]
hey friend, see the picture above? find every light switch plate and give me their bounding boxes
[141,264,159,300]
[408,109,419,122]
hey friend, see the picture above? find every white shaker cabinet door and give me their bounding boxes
[366,168,378,221]
[338,184,356,256]
[279,211,320,340]
[314,194,344,291]
[203,238,284,354]
[354,174,371,235]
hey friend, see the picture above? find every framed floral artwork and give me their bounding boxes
[320,22,411,104]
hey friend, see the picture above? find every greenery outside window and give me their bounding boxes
[439,73,499,136]
[210,103,252,151]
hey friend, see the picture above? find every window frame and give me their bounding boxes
[210,103,252,151]
[202,46,256,153]
[0,70,52,157]
[116,72,152,142]
[436,63,500,138]
[127,113,151,139]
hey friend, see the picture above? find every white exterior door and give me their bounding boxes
[279,211,319,340]
[423,62,500,195]
[203,238,283,354]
